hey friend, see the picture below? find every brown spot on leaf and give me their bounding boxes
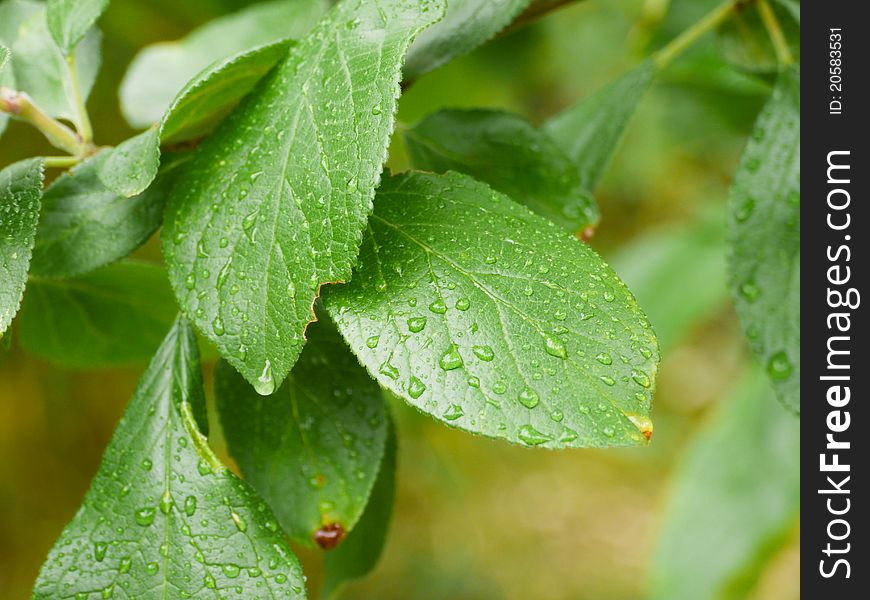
[313,522,345,550]
[579,226,597,242]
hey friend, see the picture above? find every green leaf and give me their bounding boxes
[46,0,108,56]
[33,317,307,599]
[717,1,799,73]
[323,171,658,448]
[216,314,386,548]
[405,109,598,233]
[100,40,293,198]
[649,366,799,600]
[0,44,9,71]
[403,0,530,80]
[0,43,13,136]
[120,0,328,129]
[6,1,101,124]
[30,153,187,278]
[727,66,799,410]
[611,212,727,353]
[0,157,43,336]
[544,61,655,190]
[163,0,446,396]
[18,261,179,367]
[322,415,396,599]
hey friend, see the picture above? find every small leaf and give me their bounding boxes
[322,415,396,599]
[405,109,598,233]
[649,367,799,599]
[0,157,43,336]
[6,2,101,123]
[323,172,658,448]
[19,261,178,367]
[164,0,446,395]
[717,0,799,73]
[217,313,386,548]
[46,0,108,56]
[120,0,328,128]
[611,211,727,352]
[544,60,655,190]
[100,40,293,197]
[727,66,799,410]
[403,0,530,80]
[30,152,188,278]
[0,44,9,71]
[33,317,307,599]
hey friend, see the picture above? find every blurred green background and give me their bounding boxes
[0,0,799,598]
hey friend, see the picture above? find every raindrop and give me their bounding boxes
[544,336,567,359]
[439,345,463,370]
[767,351,793,380]
[184,496,197,516]
[472,345,494,361]
[517,425,552,446]
[378,358,399,380]
[134,507,156,527]
[254,360,275,395]
[455,297,470,311]
[428,299,446,314]
[366,335,380,348]
[93,541,108,562]
[739,281,760,302]
[595,352,612,365]
[408,376,426,399]
[518,387,539,409]
[442,404,464,420]
[631,370,651,388]
[407,316,427,332]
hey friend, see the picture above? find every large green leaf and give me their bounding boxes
[163,0,446,396]
[403,0,530,80]
[46,0,108,56]
[216,315,386,548]
[322,415,396,599]
[405,109,598,233]
[0,157,43,336]
[323,172,658,448]
[30,153,187,278]
[727,66,799,410]
[33,318,307,599]
[544,61,655,190]
[649,367,799,599]
[120,0,328,128]
[611,212,727,353]
[19,261,178,367]
[100,40,293,198]
[5,0,101,124]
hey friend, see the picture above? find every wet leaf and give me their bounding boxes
[163,0,445,395]
[403,0,530,80]
[100,40,293,197]
[405,109,598,233]
[322,415,396,599]
[324,171,658,448]
[31,152,188,278]
[120,0,328,128]
[727,66,799,410]
[717,0,799,73]
[33,317,307,598]
[216,314,386,548]
[0,157,43,336]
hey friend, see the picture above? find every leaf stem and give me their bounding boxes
[43,155,81,168]
[66,55,94,144]
[0,86,83,155]
[756,0,794,66]
[652,0,738,69]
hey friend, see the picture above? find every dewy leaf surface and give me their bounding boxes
[33,317,307,599]
[19,261,179,367]
[216,314,386,548]
[544,60,655,190]
[7,1,101,124]
[164,0,446,396]
[46,0,108,55]
[323,172,658,448]
[405,109,598,233]
[31,153,188,278]
[403,0,530,80]
[100,40,293,198]
[322,416,396,600]
[0,157,43,336]
[649,367,799,600]
[120,0,328,128]
[727,66,799,411]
